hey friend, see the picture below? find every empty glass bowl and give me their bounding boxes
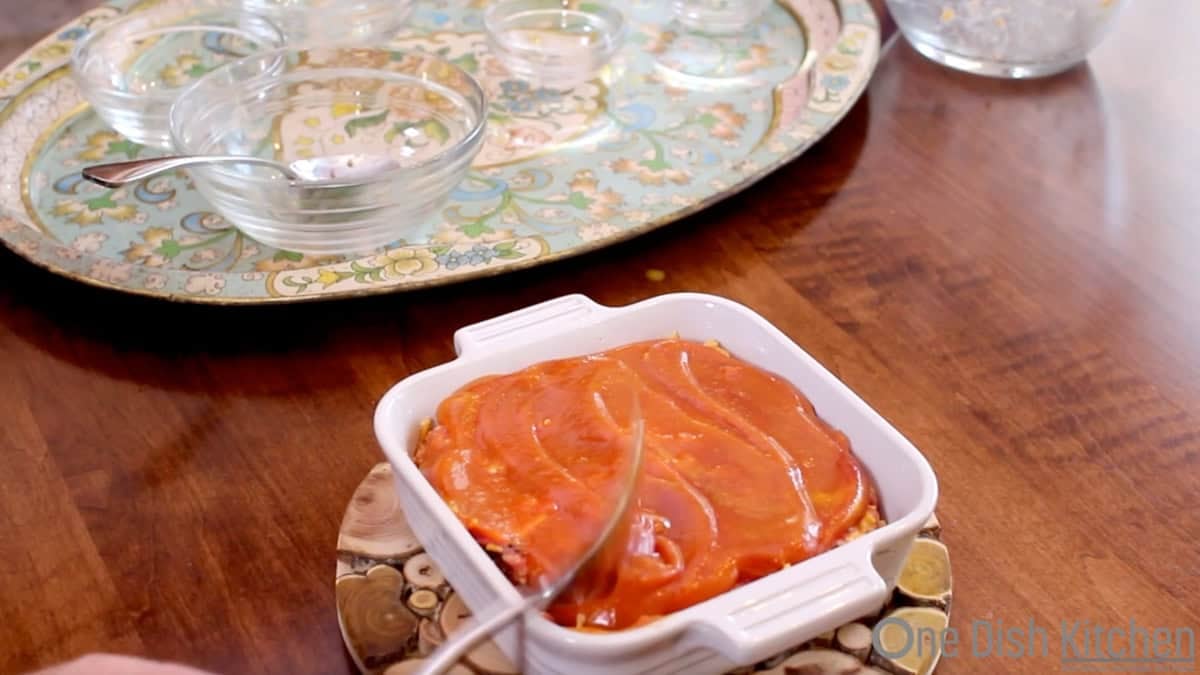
[236,0,412,45]
[887,0,1128,78]
[670,0,770,35]
[70,3,284,149]
[485,0,626,89]
[168,47,487,254]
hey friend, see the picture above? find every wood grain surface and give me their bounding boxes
[2,1,1198,674]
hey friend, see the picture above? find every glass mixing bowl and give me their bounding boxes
[168,47,487,254]
[70,2,284,149]
[887,0,1128,78]
[484,0,626,89]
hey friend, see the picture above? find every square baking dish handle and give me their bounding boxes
[683,547,888,665]
[454,294,610,356]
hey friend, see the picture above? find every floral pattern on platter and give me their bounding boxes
[631,2,808,87]
[276,92,460,166]
[0,6,119,101]
[398,34,607,169]
[0,0,878,303]
[268,237,548,295]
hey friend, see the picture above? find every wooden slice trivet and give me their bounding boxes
[336,463,952,675]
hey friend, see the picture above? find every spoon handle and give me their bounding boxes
[81,155,296,188]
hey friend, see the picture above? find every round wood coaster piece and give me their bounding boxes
[336,463,952,674]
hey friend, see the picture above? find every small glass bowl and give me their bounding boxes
[70,4,284,149]
[670,0,770,35]
[485,0,626,89]
[169,47,487,255]
[236,0,412,45]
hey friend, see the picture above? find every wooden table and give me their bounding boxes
[3,2,1198,674]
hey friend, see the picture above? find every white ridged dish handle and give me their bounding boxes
[453,294,608,356]
[686,548,888,666]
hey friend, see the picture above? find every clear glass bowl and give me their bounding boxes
[168,47,487,255]
[670,0,770,35]
[485,0,626,89]
[887,0,1128,78]
[235,0,412,45]
[70,3,284,149]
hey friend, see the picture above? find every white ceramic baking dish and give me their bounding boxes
[374,293,938,675]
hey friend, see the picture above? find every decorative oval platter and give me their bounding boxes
[0,0,879,304]
[336,463,952,675]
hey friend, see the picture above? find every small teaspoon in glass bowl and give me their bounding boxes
[80,153,403,188]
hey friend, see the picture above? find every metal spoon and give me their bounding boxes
[415,399,646,675]
[80,153,403,188]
